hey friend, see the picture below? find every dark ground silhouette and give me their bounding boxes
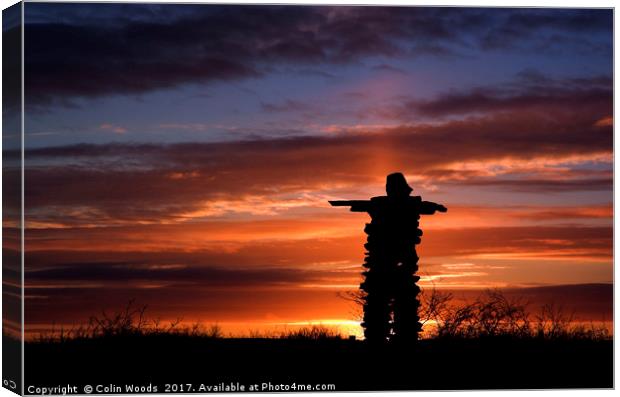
[2,335,20,393]
[23,335,612,391]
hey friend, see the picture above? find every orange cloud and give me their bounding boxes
[594,116,613,127]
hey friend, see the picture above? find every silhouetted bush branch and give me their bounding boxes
[278,325,342,340]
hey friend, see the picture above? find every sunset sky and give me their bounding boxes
[6,3,612,337]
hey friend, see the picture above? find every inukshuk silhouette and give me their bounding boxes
[330,173,447,343]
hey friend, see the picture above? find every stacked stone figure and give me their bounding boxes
[330,173,447,343]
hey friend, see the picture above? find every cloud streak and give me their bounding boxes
[21,224,612,271]
[15,104,611,225]
[369,72,612,120]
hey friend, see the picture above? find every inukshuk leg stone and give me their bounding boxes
[360,216,423,343]
[360,222,392,343]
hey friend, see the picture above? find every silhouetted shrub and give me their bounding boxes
[418,287,610,340]
[35,300,222,342]
[279,325,343,340]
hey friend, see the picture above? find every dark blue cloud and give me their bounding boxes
[22,5,612,107]
[404,72,612,117]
